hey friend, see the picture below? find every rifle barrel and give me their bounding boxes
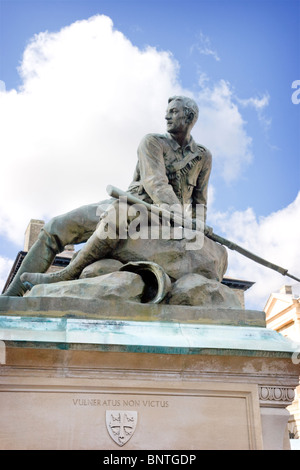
[106,185,300,283]
[207,231,300,280]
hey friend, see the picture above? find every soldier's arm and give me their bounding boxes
[191,148,212,223]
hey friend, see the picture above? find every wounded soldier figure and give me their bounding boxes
[3,96,212,297]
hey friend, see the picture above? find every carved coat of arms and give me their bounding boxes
[106,410,138,446]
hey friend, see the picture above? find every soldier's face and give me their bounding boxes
[165,101,188,134]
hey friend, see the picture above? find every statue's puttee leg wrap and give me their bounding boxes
[20,202,121,287]
[2,201,107,296]
[21,231,112,287]
[2,229,60,296]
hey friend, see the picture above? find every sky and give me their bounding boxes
[0,0,299,310]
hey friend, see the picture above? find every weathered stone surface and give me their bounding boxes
[113,228,228,282]
[26,271,145,301]
[79,259,124,279]
[167,273,242,308]
[0,294,266,327]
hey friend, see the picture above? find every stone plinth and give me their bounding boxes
[0,301,299,450]
[0,295,265,326]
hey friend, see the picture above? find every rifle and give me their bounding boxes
[106,185,300,283]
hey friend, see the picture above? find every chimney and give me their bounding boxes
[279,285,292,295]
[24,219,45,251]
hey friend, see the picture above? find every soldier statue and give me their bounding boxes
[3,96,212,296]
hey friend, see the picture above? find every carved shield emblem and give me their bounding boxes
[106,410,138,446]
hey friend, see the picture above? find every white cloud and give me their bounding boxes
[192,80,253,182]
[0,15,183,245]
[237,92,272,135]
[210,192,300,310]
[237,94,270,111]
[190,32,220,61]
[197,72,209,88]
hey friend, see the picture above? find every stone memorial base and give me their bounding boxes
[0,298,299,450]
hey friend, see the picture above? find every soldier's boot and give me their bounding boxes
[2,230,60,297]
[20,229,112,288]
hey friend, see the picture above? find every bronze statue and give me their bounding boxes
[4,96,211,296]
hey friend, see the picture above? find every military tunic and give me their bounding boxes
[128,133,212,221]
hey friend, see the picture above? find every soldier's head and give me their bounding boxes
[166,96,199,135]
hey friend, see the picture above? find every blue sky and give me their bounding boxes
[0,0,299,308]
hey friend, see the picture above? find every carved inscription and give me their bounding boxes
[72,396,170,447]
[72,398,169,407]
